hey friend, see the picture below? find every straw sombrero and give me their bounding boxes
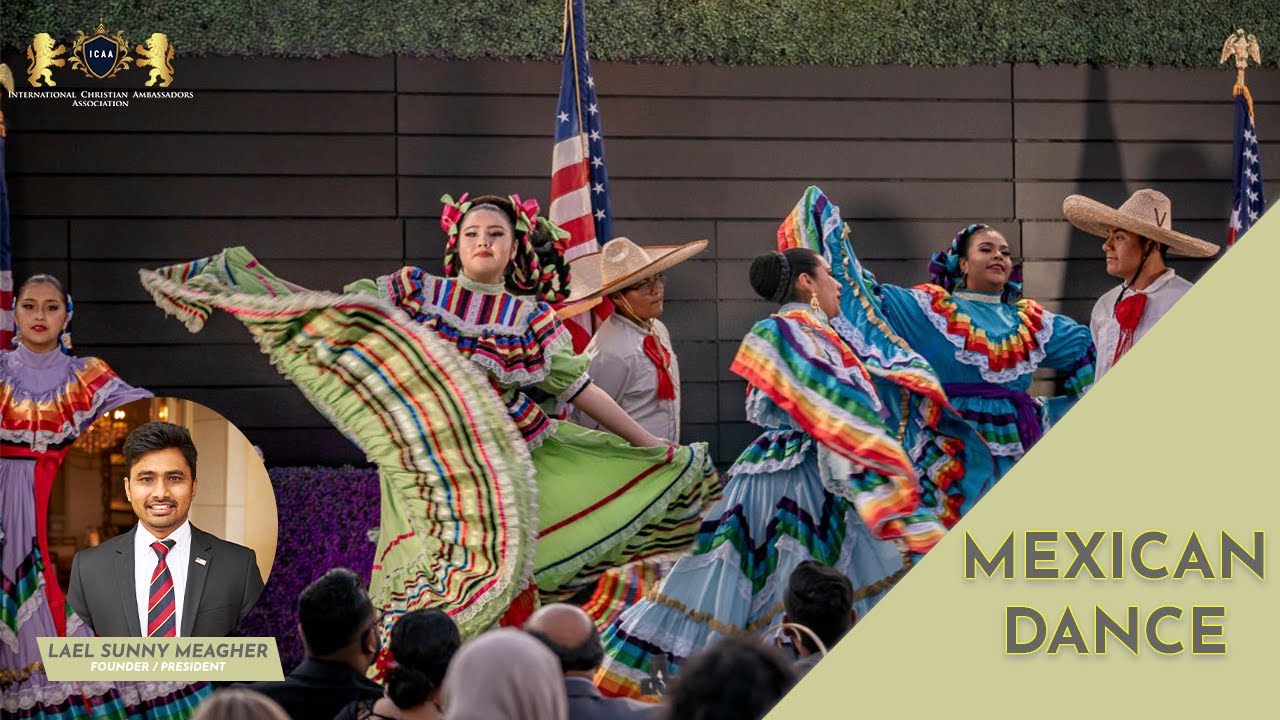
[1062,189,1218,258]
[559,237,708,319]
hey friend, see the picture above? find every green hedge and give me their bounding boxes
[5,0,1278,66]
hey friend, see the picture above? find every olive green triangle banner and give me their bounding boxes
[772,208,1279,718]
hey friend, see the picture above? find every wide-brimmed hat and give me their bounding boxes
[1062,189,1218,258]
[560,237,708,317]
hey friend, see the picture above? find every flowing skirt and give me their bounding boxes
[139,248,719,646]
[596,428,906,699]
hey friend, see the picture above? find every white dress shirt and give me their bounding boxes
[1090,268,1192,378]
[571,314,682,442]
[134,520,192,637]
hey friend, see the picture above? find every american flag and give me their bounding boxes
[1228,87,1266,246]
[551,0,613,350]
[0,111,12,350]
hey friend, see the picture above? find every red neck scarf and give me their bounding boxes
[1111,293,1148,366]
[641,331,677,401]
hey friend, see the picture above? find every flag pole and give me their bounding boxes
[567,0,591,166]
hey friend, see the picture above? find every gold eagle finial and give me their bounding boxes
[1221,28,1262,87]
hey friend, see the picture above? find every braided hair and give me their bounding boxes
[440,193,572,302]
[748,248,822,305]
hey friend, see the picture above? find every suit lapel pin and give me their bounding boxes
[195,557,208,566]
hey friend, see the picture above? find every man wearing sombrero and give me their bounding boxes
[1063,188,1219,378]
[562,236,708,442]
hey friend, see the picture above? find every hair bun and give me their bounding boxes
[749,252,788,303]
[386,665,432,709]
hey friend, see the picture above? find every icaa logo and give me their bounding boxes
[68,23,133,80]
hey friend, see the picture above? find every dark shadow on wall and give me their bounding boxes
[1070,67,1127,303]
[1150,144,1221,284]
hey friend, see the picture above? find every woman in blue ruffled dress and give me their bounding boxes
[781,186,1097,487]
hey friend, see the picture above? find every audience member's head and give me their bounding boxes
[385,609,461,711]
[663,636,796,720]
[782,561,855,655]
[525,603,604,677]
[297,568,379,671]
[443,628,567,720]
[191,688,291,720]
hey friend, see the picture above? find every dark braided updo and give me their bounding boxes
[748,248,822,304]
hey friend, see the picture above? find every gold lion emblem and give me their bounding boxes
[136,33,176,87]
[25,33,67,87]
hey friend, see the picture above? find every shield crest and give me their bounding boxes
[68,23,133,80]
[84,35,120,78]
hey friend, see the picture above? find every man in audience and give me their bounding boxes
[526,603,657,720]
[664,636,796,720]
[781,560,856,676]
[246,569,383,720]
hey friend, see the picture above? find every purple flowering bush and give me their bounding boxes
[234,466,381,672]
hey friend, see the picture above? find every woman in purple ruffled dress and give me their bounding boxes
[1,274,209,719]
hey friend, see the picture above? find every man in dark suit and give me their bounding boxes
[67,422,264,637]
[527,604,658,720]
[246,568,384,720]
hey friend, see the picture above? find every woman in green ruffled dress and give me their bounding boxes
[139,194,720,650]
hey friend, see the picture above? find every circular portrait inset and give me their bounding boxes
[47,397,278,638]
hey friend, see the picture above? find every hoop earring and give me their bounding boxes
[810,294,821,312]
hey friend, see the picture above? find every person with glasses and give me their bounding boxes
[563,236,708,443]
[247,569,384,720]
[556,237,709,635]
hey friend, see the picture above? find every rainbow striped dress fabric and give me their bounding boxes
[780,185,1095,486]
[778,186,997,516]
[347,268,719,596]
[139,247,719,644]
[597,303,963,699]
[1,345,211,719]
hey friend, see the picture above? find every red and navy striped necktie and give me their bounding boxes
[147,539,178,637]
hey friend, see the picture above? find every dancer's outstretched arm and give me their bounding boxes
[570,383,668,448]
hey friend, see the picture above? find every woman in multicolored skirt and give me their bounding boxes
[596,248,994,698]
[2,274,209,719]
[138,194,721,656]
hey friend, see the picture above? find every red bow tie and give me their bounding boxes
[1111,293,1148,367]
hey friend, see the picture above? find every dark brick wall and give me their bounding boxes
[4,55,1274,464]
